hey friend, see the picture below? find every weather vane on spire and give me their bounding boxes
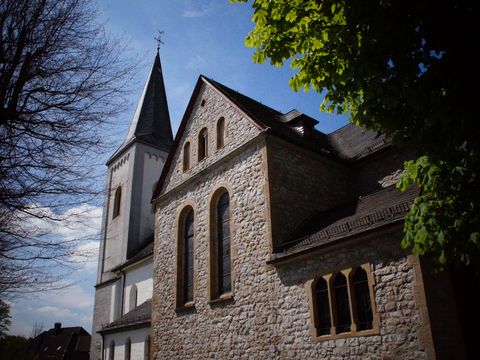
[155,30,165,52]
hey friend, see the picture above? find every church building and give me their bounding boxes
[90,53,172,360]
[92,53,470,360]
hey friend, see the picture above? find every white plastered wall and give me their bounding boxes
[123,259,153,314]
[103,327,150,360]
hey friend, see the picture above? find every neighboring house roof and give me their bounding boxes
[107,51,173,165]
[272,185,419,261]
[99,300,151,334]
[27,323,90,360]
[152,76,390,201]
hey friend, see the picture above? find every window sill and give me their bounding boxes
[208,292,234,305]
[175,301,195,312]
[314,327,379,341]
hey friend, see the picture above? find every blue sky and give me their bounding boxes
[9,0,348,337]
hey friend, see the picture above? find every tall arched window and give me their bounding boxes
[198,128,208,161]
[216,191,231,296]
[216,117,225,149]
[333,273,351,333]
[129,284,138,311]
[113,186,121,219]
[183,141,190,171]
[177,207,194,306]
[352,268,373,330]
[144,335,150,360]
[109,340,115,360]
[125,338,131,360]
[314,277,331,336]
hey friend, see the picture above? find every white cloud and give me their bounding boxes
[36,306,79,319]
[182,8,210,18]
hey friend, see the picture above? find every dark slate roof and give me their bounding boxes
[108,52,173,164]
[27,325,90,360]
[273,186,419,259]
[100,300,151,333]
[152,76,396,201]
[110,240,153,272]
[205,77,336,157]
[327,123,391,159]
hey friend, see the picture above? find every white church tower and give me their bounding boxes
[90,52,173,360]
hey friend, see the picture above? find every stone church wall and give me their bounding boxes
[265,136,351,249]
[152,138,429,358]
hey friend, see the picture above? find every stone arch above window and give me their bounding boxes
[129,284,138,311]
[183,141,191,171]
[209,189,233,302]
[176,206,195,308]
[216,117,225,149]
[198,128,208,161]
[112,186,121,219]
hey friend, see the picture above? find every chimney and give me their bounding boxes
[54,322,61,334]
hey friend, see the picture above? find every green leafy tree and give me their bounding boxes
[233,0,479,268]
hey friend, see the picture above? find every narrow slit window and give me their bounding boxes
[183,141,190,171]
[144,335,150,360]
[183,210,194,303]
[333,273,351,333]
[129,284,138,311]
[109,341,115,360]
[198,128,208,161]
[113,186,121,219]
[125,338,131,360]
[216,117,225,149]
[314,278,331,336]
[353,268,373,330]
[217,192,231,296]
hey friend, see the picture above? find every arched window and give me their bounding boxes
[183,141,190,171]
[216,191,231,297]
[333,273,351,333]
[177,207,194,306]
[125,338,131,360]
[198,128,208,161]
[109,340,115,360]
[144,335,150,360]
[129,284,138,311]
[314,277,331,336]
[216,117,225,149]
[352,268,373,330]
[113,186,121,219]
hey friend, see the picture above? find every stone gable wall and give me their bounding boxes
[161,83,261,195]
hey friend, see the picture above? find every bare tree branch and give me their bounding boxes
[0,0,136,299]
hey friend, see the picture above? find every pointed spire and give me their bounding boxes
[110,52,173,163]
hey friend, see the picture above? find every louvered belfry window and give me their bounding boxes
[333,273,352,333]
[183,210,194,303]
[217,192,231,295]
[314,277,331,335]
[353,268,373,330]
